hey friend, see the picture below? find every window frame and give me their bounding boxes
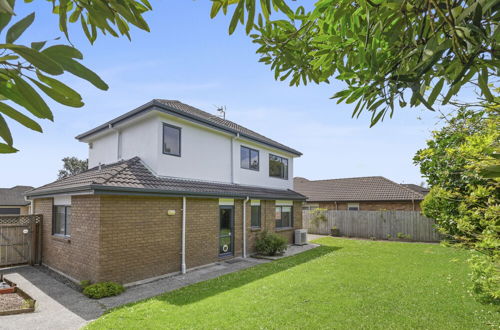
[269,154,289,180]
[347,203,360,211]
[250,205,261,228]
[275,205,293,229]
[52,205,71,237]
[162,123,182,157]
[240,146,260,171]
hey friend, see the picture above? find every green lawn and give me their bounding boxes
[87,237,499,329]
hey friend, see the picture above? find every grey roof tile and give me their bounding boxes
[27,157,305,200]
[0,186,33,206]
[293,176,424,202]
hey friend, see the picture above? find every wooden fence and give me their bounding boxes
[303,210,440,242]
[0,215,42,267]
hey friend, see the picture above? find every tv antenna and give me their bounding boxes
[215,105,226,120]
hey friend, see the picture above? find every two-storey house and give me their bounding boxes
[26,100,305,285]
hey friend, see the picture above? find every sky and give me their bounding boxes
[0,1,455,188]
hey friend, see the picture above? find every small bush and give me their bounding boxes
[83,282,125,299]
[79,280,91,290]
[330,226,340,237]
[255,231,288,256]
[469,255,500,304]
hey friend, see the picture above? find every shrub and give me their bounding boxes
[310,208,328,229]
[255,231,288,256]
[469,255,500,304]
[79,280,91,290]
[330,226,340,237]
[83,282,125,299]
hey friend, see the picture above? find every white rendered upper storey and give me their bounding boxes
[76,100,302,190]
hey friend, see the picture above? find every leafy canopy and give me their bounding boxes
[414,104,499,303]
[58,156,88,179]
[211,0,499,126]
[0,0,152,153]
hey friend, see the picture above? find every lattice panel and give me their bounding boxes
[0,214,42,225]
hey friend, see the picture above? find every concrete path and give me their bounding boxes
[0,243,319,330]
[0,266,103,330]
[308,233,329,241]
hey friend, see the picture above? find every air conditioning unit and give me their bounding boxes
[294,229,308,245]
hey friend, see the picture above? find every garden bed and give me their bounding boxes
[0,277,35,316]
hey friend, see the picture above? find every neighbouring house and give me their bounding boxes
[0,186,33,215]
[401,183,430,196]
[294,176,425,211]
[25,99,305,285]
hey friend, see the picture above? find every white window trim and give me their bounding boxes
[347,203,360,211]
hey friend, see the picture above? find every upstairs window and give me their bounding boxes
[163,123,181,156]
[269,154,288,179]
[53,205,71,237]
[241,146,259,171]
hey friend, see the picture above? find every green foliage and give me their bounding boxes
[255,231,288,256]
[83,282,125,299]
[396,232,412,240]
[211,0,498,125]
[58,156,88,179]
[79,279,91,290]
[331,226,340,236]
[414,104,500,303]
[469,254,500,304]
[0,0,152,153]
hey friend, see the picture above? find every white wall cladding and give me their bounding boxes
[86,111,297,189]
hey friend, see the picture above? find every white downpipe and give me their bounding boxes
[243,196,250,258]
[181,197,187,274]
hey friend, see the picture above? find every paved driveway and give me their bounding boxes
[0,267,103,330]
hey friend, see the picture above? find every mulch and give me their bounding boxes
[0,293,26,312]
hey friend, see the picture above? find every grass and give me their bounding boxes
[86,237,499,329]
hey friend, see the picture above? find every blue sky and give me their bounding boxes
[1,1,451,187]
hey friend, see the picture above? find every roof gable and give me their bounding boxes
[76,99,301,156]
[293,176,424,202]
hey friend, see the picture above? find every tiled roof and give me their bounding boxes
[27,157,305,200]
[75,99,301,156]
[0,186,33,206]
[401,184,430,195]
[293,176,424,202]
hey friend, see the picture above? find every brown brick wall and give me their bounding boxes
[34,196,101,282]
[185,198,219,269]
[98,196,183,283]
[34,195,304,284]
[313,201,421,211]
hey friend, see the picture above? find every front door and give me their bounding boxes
[219,206,234,257]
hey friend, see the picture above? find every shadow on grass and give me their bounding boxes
[155,245,341,306]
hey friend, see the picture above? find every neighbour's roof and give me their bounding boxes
[293,176,424,202]
[401,184,430,195]
[75,99,301,156]
[26,157,305,200]
[0,186,33,206]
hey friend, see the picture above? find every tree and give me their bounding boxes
[0,0,152,153]
[211,0,499,126]
[58,156,88,179]
[414,104,499,303]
